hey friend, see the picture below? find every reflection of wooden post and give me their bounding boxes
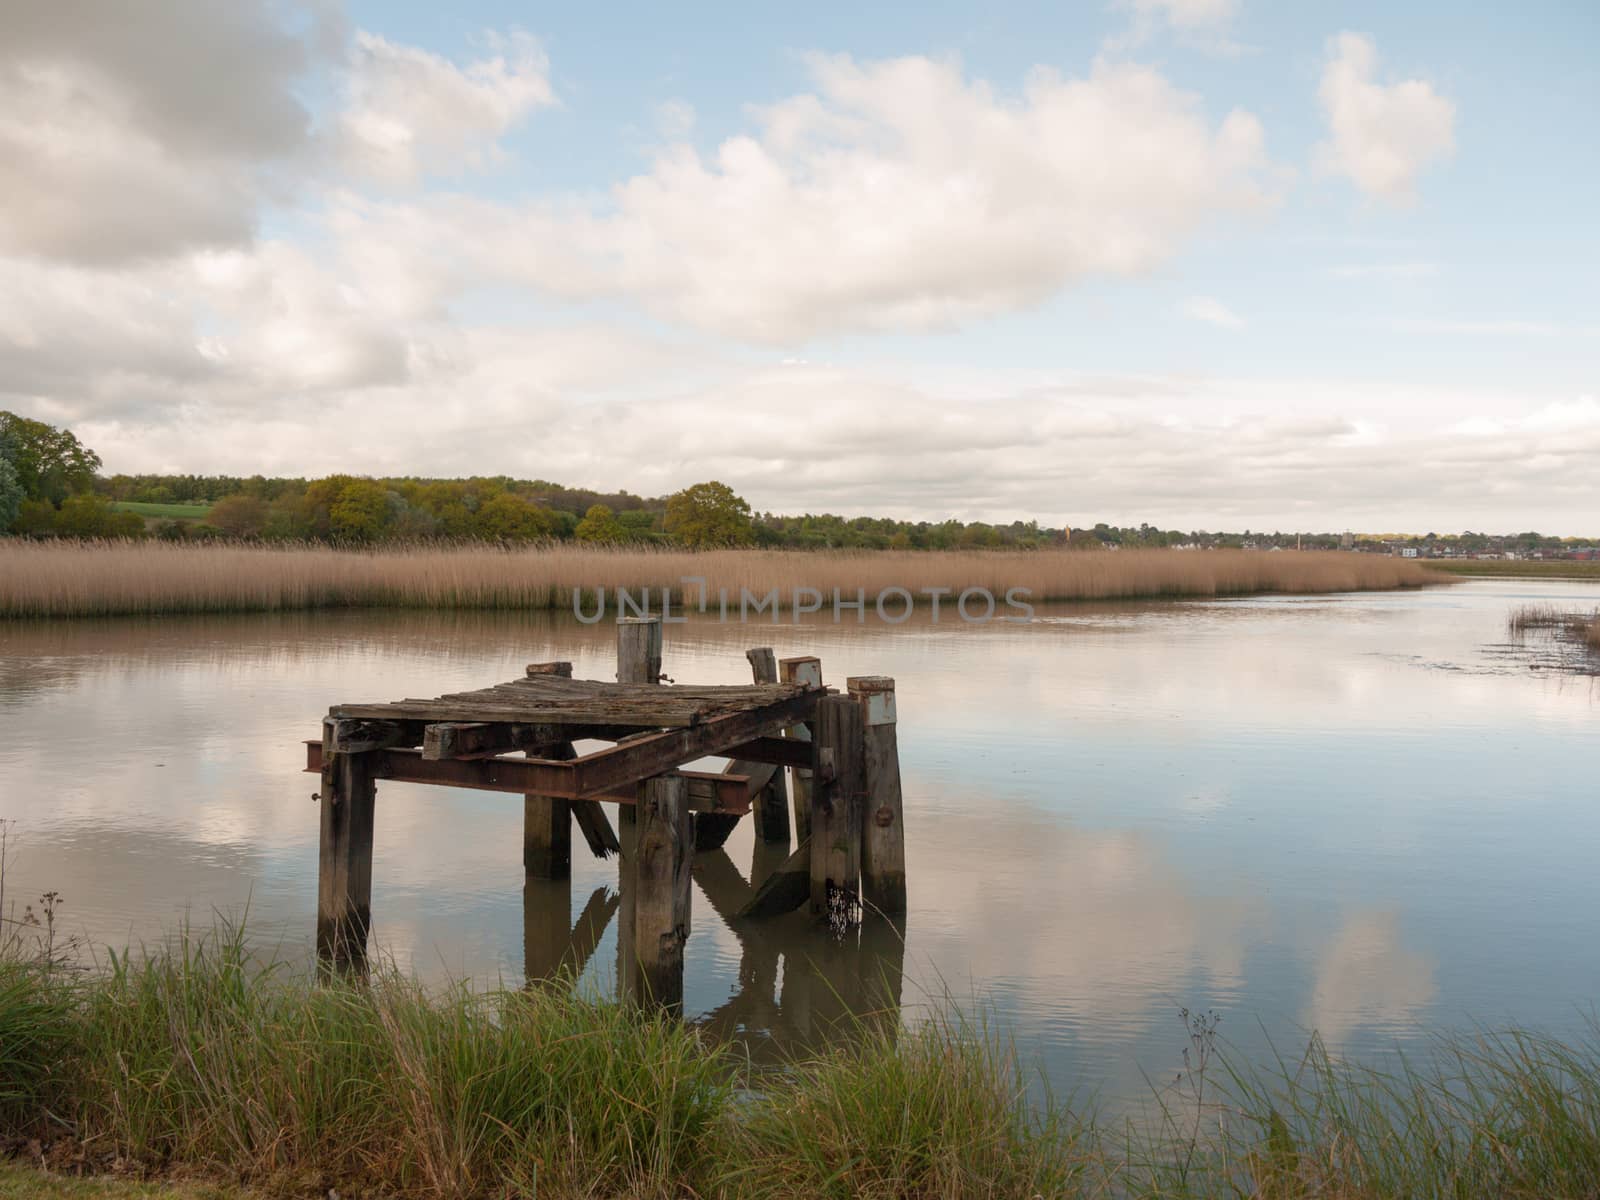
[745,648,791,843]
[525,661,575,878]
[848,676,906,914]
[617,617,663,683]
[617,804,638,1000]
[780,656,822,842]
[810,695,863,924]
[633,774,691,1010]
[522,875,573,983]
[317,721,377,972]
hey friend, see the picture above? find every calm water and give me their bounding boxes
[2,578,1598,1103]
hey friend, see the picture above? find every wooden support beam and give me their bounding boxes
[524,741,574,879]
[526,661,574,677]
[810,695,864,925]
[326,717,416,754]
[617,617,663,684]
[718,736,814,770]
[316,722,377,973]
[849,676,906,914]
[572,799,620,858]
[745,648,791,844]
[780,656,822,842]
[631,774,691,1010]
[303,742,752,813]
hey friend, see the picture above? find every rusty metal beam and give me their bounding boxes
[304,742,751,814]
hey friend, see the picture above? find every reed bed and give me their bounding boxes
[5,926,1600,1198]
[1508,603,1600,650]
[0,541,1437,620]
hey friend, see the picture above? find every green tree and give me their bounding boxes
[53,494,144,538]
[575,503,626,543]
[663,481,753,548]
[0,412,102,504]
[302,476,391,542]
[474,492,555,541]
[0,447,20,532]
[207,494,269,538]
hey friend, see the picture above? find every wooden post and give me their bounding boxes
[745,648,790,843]
[848,676,906,914]
[810,695,864,925]
[316,719,377,972]
[617,617,663,684]
[524,658,577,879]
[779,656,822,842]
[632,774,691,1010]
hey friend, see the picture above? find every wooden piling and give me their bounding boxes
[779,655,822,842]
[848,676,907,914]
[809,695,864,924]
[316,720,377,972]
[524,661,575,879]
[746,648,791,842]
[616,617,663,684]
[696,646,792,852]
[632,774,691,1009]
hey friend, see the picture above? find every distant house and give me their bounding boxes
[1400,547,1419,558]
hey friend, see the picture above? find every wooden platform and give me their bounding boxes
[306,621,905,1006]
[310,671,821,810]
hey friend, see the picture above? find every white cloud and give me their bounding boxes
[0,0,331,264]
[1317,33,1454,203]
[339,30,555,185]
[1182,295,1245,328]
[434,53,1272,342]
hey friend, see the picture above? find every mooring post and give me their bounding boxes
[746,647,791,843]
[848,676,907,914]
[524,661,575,879]
[316,717,377,973]
[630,773,691,1009]
[810,694,864,924]
[779,655,822,842]
[617,616,663,684]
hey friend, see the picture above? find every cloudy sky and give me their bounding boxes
[1,1,1595,533]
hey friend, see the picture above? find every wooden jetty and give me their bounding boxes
[306,616,906,1006]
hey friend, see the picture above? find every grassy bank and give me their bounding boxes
[4,929,1600,1198]
[1425,558,1600,579]
[0,543,1437,619]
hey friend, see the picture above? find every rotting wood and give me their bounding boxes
[810,695,864,925]
[617,617,663,685]
[631,774,690,1010]
[849,676,906,914]
[304,741,751,813]
[780,656,823,842]
[316,724,377,973]
[696,646,794,852]
[524,741,574,879]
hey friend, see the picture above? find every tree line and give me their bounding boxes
[4,412,1591,552]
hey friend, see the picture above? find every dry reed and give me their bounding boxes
[1508,603,1600,649]
[0,542,1438,619]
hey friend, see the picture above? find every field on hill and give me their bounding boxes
[108,501,214,520]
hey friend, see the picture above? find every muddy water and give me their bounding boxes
[2,577,1597,1103]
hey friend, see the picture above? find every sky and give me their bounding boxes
[0,0,1595,534]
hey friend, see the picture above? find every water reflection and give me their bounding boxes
[2,579,1598,1103]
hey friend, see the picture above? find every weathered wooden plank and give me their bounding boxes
[737,837,812,918]
[617,617,663,684]
[718,735,814,770]
[316,726,377,973]
[572,797,621,857]
[849,676,906,914]
[745,647,790,844]
[325,718,416,754]
[780,656,822,842]
[631,774,690,1010]
[303,742,750,812]
[525,661,574,677]
[565,691,820,798]
[810,695,864,925]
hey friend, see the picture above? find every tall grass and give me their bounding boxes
[0,541,1438,619]
[1508,603,1600,652]
[5,926,1600,1198]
